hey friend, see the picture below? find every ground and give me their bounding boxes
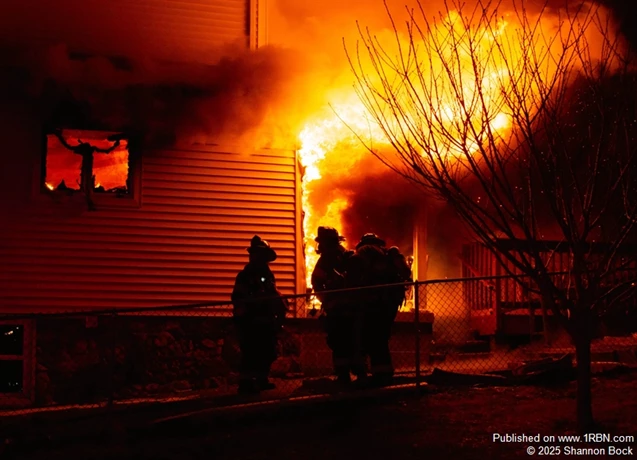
[5,373,637,460]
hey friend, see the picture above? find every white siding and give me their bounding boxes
[0,145,300,313]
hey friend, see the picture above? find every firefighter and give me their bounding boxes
[380,245,413,375]
[352,233,411,386]
[311,226,366,385]
[385,246,413,320]
[231,235,287,394]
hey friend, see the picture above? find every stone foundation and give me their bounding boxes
[22,315,433,408]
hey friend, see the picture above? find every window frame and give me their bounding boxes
[35,128,142,209]
[0,320,35,407]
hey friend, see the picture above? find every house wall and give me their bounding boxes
[0,0,306,314]
[0,0,251,64]
[0,107,301,313]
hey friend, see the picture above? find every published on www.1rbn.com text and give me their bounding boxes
[493,433,635,456]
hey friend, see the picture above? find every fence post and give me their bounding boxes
[107,311,116,409]
[414,281,421,391]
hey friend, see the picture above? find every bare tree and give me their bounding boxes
[346,0,637,431]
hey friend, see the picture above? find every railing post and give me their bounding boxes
[414,281,420,391]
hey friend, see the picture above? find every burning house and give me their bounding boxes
[0,0,634,408]
[0,0,312,405]
[0,0,304,311]
[0,0,440,407]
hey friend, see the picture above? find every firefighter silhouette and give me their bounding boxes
[350,233,411,386]
[311,226,366,385]
[231,235,287,394]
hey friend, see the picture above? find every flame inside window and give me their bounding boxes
[44,130,130,194]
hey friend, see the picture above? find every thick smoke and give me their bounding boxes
[271,0,629,278]
[270,0,477,274]
[0,0,630,280]
[309,152,423,251]
[307,141,473,277]
[0,0,624,146]
[0,41,315,149]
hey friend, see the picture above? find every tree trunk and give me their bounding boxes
[541,297,551,346]
[574,333,594,433]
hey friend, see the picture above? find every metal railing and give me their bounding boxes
[0,273,635,417]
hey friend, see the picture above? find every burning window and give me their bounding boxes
[43,129,131,197]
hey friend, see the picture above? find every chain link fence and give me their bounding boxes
[1,274,636,418]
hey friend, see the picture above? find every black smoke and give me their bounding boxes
[0,42,311,148]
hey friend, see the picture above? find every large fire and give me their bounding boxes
[297,10,525,292]
[298,92,388,288]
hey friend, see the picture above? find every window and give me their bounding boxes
[41,129,141,208]
[0,321,34,405]
[0,324,23,393]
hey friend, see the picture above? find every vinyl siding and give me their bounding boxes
[0,0,250,63]
[0,145,300,313]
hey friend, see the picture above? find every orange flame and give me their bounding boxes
[297,19,517,293]
[298,92,389,291]
[296,4,613,299]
